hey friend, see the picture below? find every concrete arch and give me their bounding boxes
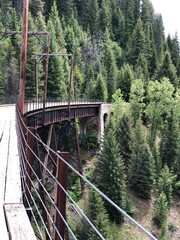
[98,104,112,142]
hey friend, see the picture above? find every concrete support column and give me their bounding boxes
[98,104,112,142]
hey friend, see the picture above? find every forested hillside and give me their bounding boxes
[0,0,180,239]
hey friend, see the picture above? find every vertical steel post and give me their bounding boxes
[42,33,50,124]
[55,152,68,240]
[19,0,29,114]
[35,56,38,104]
[68,55,74,113]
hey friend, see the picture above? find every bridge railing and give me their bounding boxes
[24,98,103,113]
[16,104,157,240]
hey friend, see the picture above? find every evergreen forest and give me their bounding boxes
[0,0,180,239]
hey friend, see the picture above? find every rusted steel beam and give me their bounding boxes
[0,31,50,36]
[55,152,68,240]
[19,0,29,114]
[68,55,74,114]
[42,34,50,124]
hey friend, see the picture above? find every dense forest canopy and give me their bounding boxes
[0,0,180,239]
[0,0,180,102]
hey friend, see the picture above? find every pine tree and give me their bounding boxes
[87,189,110,239]
[25,13,37,99]
[102,30,118,100]
[127,18,146,66]
[153,13,165,62]
[153,192,168,230]
[56,0,74,19]
[47,20,67,99]
[94,72,108,101]
[48,1,66,51]
[87,0,100,37]
[117,63,134,102]
[29,0,44,17]
[135,53,149,82]
[122,0,135,48]
[130,79,145,125]
[167,32,180,68]
[110,0,125,45]
[158,165,177,209]
[130,121,155,199]
[116,113,132,174]
[4,42,19,102]
[156,51,178,88]
[96,126,126,224]
[99,0,111,33]
[160,111,179,169]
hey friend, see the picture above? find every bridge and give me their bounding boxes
[0,0,158,239]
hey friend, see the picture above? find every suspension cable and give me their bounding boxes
[16,106,157,240]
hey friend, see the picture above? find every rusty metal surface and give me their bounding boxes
[25,104,100,127]
[18,0,29,114]
[55,152,68,240]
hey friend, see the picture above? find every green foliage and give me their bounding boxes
[156,51,178,87]
[47,20,67,99]
[116,113,132,173]
[153,192,168,239]
[87,188,111,239]
[102,30,118,100]
[158,165,177,208]
[80,130,97,150]
[95,126,126,224]
[118,63,134,101]
[130,79,145,125]
[145,78,175,144]
[130,121,155,199]
[127,18,146,66]
[160,110,179,169]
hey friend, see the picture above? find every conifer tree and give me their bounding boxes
[122,0,135,48]
[4,42,19,102]
[156,51,178,88]
[110,0,125,45]
[116,113,132,174]
[29,0,44,17]
[153,13,165,62]
[48,1,66,51]
[127,18,146,66]
[87,189,110,240]
[94,72,108,101]
[87,0,100,37]
[47,20,67,99]
[160,111,179,169]
[158,165,177,209]
[130,121,155,199]
[99,0,111,33]
[117,63,134,102]
[96,125,126,224]
[135,53,149,82]
[130,79,145,125]
[102,30,118,100]
[56,0,74,19]
[167,33,180,68]
[25,13,37,99]
[153,192,168,239]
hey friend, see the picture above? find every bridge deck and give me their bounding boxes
[0,105,36,240]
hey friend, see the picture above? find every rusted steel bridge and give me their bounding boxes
[0,0,158,239]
